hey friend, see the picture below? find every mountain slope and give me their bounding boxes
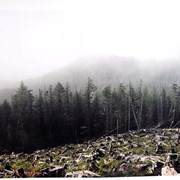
[25,56,142,92]
[1,56,180,102]
[25,56,180,92]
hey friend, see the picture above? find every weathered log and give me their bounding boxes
[65,170,100,177]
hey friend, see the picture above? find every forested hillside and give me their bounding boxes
[1,57,180,103]
[0,77,180,152]
[25,57,180,92]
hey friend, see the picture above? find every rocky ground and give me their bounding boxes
[1,128,180,178]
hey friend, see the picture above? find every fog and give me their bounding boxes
[0,0,180,82]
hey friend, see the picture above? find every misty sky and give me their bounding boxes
[0,0,180,81]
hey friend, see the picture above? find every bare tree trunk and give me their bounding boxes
[139,90,144,129]
[130,96,140,131]
[128,84,131,131]
[116,116,119,135]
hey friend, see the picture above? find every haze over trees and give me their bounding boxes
[1,56,180,102]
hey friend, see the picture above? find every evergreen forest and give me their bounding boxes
[0,78,179,153]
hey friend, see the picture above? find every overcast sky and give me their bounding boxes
[0,0,180,81]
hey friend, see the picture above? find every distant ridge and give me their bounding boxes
[25,56,141,91]
[0,56,180,102]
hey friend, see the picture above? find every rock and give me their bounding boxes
[161,166,178,176]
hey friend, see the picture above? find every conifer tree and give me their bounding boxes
[84,77,97,138]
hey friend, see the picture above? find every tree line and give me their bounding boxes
[0,78,179,152]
